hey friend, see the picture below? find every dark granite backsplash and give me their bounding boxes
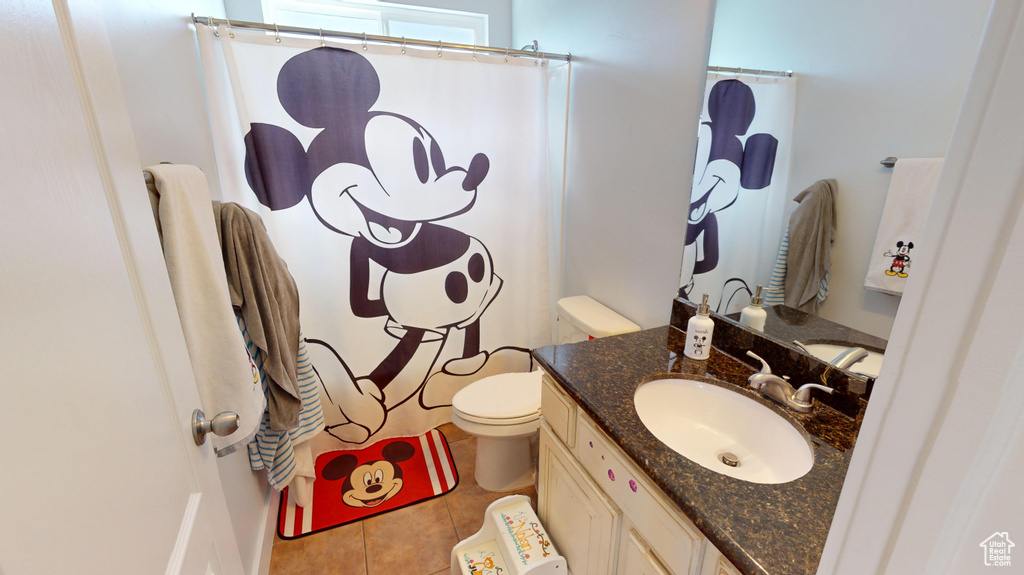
[672,297,871,417]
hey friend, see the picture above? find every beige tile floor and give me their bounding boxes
[269,423,538,575]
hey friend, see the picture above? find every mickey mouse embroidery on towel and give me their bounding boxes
[883,240,914,278]
[242,47,531,445]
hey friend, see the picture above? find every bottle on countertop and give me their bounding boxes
[739,285,768,332]
[684,294,715,360]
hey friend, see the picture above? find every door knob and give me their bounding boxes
[192,409,239,446]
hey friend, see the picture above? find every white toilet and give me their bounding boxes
[452,296,640,492]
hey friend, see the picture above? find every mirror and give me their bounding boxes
[679,0,991,346]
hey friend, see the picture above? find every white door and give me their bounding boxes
[0,2,244,574]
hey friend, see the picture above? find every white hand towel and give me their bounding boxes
[864,158,944,295]
[148,164,265,455]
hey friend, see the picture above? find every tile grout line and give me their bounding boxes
[360,520,369,575]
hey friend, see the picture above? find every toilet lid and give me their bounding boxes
[452,370,543,420]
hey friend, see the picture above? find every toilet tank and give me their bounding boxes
[556,295,641,344]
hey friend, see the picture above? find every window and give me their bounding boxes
[261,0,488,45]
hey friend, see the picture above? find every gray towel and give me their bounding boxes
[216,201,302,430]
[784,179,837,314]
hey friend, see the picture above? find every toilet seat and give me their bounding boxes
[452,407,541,426]
[451,370,542,423]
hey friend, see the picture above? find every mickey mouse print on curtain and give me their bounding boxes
[196,26,565,450]
[680,74,796,314]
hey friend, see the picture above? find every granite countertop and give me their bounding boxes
[532,326,862,575]
[726,304,889,354]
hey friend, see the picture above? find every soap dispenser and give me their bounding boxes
[684,294,715,360]
[739,285,768,332]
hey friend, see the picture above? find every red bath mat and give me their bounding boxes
[277,428,459,539]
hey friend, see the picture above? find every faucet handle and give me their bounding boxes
[794,383,834,404]
[745,351,771,374]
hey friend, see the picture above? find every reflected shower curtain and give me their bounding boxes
[197,25,566,451]
[680,74,796,314]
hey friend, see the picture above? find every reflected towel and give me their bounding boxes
[765,227,829,307]
[864,158,943,295]
[784,179,837,313]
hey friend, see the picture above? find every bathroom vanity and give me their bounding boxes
[531,326,865,575]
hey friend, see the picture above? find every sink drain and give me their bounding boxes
[720,452,740,467]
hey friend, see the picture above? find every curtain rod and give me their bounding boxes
[191,14,571,62]
[708,65,793,78]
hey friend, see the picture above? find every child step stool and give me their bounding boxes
[451,494,568,575]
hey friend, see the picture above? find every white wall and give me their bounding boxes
[97,2,272,573]
[709,0,990,338]
[511,0,716,329]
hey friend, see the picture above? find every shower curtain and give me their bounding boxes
[680,74,796,314]
[197,25,566,451]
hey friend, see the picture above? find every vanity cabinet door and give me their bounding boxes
[539,421,621,575]
[575,415,705,574]
[698,542,742,575]
[618,523,673,575]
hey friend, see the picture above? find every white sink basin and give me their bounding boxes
[802,343,884,378]
[634,378,814,484]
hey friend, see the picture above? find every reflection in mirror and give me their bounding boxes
[679,0,991,340]
[724,304,888,380]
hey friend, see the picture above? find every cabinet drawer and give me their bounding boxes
[541,372,576,448]
[575,414,704,575]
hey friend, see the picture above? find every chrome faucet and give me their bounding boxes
[793,340,869,371]
[746,351,834,413]
[830,346,869,370]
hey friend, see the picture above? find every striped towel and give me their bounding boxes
[765,227,829,307]
[240,316,324,491]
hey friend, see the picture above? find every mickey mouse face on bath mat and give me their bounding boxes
[278,429,459,539]
[322,440,416,508]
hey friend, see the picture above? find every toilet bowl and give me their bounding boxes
[451,370,542,492]
[452,295,641,493]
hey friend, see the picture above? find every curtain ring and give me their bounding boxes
[401,36,406,54]
[362,32,368,51]
[437,40,443,58]
[472,44,478,61]
[209,16,218,37]
[504,47,509,64]
[225,18,234,38]
[274,23,281,43]
[319,28,325,48]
